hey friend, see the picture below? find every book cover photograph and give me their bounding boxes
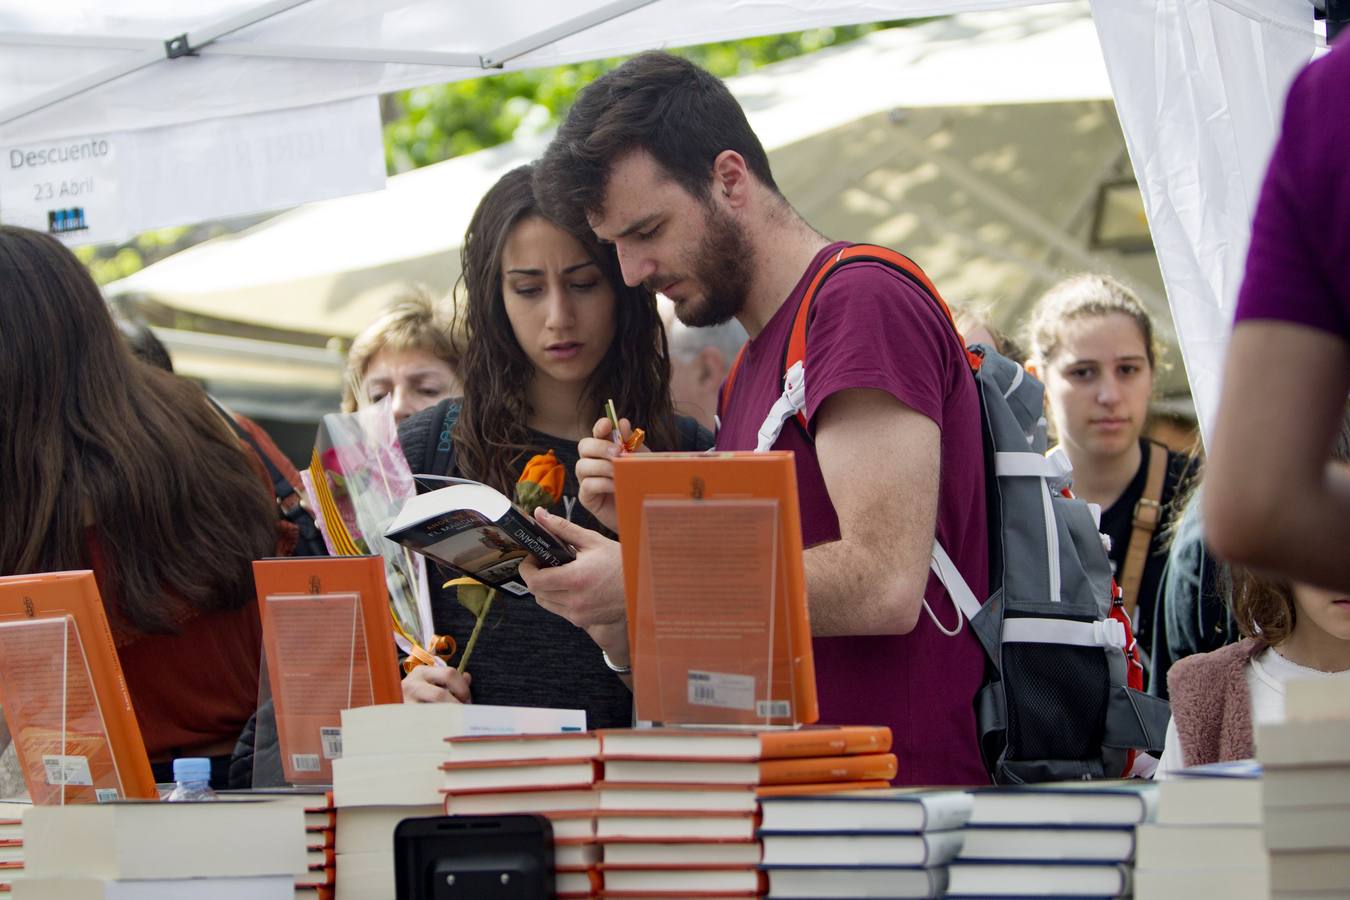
[385,482,575,595]
[0,571,157,804]
[612,452,817,728]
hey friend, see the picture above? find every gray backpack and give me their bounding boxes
[723,244,1171,782]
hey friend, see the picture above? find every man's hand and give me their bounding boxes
[575,416,646,531]
[402,665,472,704]
[520,509,630,661]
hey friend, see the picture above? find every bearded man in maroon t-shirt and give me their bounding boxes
[522,51,990,786]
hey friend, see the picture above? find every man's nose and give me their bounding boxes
[616,242,655,288]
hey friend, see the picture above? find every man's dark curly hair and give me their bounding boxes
[534,51,781,234]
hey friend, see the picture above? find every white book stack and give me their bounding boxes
[0,800,30,892]
[1133,760,1266,900]
[11,800,306,899]
[1256,675,1350,898]
[948,781,1156,898]
[331,702,586,900]
[220,789,337,900]
[440,732,601,898]
[757,788,971,899]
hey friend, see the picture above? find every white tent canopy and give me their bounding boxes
[0,0,1320,439]
[106,6,1128,334]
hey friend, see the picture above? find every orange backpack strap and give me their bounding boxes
[717,342,751,431]
[781,244,978,435]
[721,243,976,447]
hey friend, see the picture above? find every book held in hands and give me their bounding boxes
[384,481,574,595]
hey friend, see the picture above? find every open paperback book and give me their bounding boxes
[384,478,574,595]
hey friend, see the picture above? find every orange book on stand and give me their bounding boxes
[0,570,157,803]
[253,556,403,784]
[611,452,816,727]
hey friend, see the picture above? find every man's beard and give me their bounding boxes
[671,203,754,328]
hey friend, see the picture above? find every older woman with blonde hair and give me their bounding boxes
[342,288,464,422]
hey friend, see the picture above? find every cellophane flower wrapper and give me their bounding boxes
[312,397,439,663]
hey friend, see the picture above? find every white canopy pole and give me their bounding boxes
[1088,0,1314,443]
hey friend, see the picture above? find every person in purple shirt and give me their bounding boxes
[520,52,990,786]
[1207,43,1350,593]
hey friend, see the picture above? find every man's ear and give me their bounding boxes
[711,150,750,207]
[699,346,729,387]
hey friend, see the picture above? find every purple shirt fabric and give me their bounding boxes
[1235,42,1350,339]
[716,242,990,786]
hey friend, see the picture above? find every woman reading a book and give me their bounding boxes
[0,225,292,788]
[397,164,712,727]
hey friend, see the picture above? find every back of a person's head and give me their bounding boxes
[0,224,275,634]
[343,287,463,413]
[953,304,1027,367]
[535,51,779,236]
[1231,403,1350,643]
[116,318,175,372]
[1027,273,1160,371]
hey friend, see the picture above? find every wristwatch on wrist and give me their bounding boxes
[601,649,632,675]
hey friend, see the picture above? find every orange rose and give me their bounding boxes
[515,449,565,513]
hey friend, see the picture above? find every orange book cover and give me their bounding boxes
[756,779,892,797]
[758,753,897,785]
[253,556,402,783]
[612,452,817,727]
[0,570,157,803]
[602,753,897,786]
[598,725,890,761]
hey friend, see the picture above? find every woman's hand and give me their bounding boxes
[576,416,647,531]
[402,665,472,704]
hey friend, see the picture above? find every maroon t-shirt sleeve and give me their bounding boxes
[1234,45,1350,338]
[801,261,959,430]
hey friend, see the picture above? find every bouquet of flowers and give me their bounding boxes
[304,397,452,670]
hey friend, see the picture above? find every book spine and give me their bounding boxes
[757,753,897,785]
[756,726,892,759]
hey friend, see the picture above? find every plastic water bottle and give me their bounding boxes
[164,757,217,802]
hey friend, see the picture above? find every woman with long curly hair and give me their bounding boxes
[0,225,289,787]
[397,164,711,727]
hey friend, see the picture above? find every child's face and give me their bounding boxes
[1291,583,1350,641]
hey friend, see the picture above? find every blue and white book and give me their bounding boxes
[947,860,1131,897]
[758,788,972,834]
[760,829,964,868]
[966,781,1156,827]
[957,824,1136,863]
[766,865,947,898]
[1157,760,1261,826]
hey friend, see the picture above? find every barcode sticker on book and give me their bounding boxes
[320,727,342,760]
[500,581,529,596]
[95,788,120,803]
[757,699,791,718]
[292,754,321,773]
[687,670,756,711]
[41,754,93,786]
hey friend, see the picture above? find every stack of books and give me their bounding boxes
[1134,760,1265,898]
[947,781,1156,898]
[1257,676,1350,897]
[594,726,896,898]
[223,789,338,900]
[0,800,29,892]
[441,732,603,898]
[331,702,586,900]
[13,800,307,899]
[758,788,970,898]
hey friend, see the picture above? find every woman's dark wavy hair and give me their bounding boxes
[452,164,678,495]
[0,225,277,634]
[1231,401,1350,645]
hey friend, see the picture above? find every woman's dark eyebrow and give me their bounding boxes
[506,260,598,276]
